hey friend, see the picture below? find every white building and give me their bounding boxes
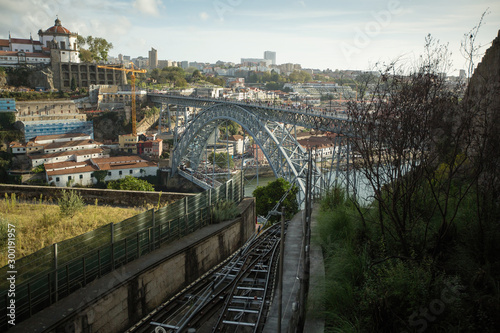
[38,18,80,63]
[0,18,80,67]
[45,156,158,187]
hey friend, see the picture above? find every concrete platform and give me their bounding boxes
[263,205,325,333]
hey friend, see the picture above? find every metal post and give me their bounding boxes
[278,206,285,333]
[167,104,171,133]
[82,257,86,286]
[98,249,102,278]
[226,120,230,180]
[66,265,70,295]
[110,223,115,270]
[28,283,32,316]
[152,209,156,249]
[158,104,163,134]
[54,243,58,302]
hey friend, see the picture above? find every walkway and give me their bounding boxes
[263,204,325,332]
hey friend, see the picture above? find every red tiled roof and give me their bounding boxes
[10,38,42,45]
[45,18,71,34]
[0,39,9,47]
[46,165,98,177]
[29,148,104,160]
[32,133,89,142]
[44,140,102,150]
[0,50,50,58]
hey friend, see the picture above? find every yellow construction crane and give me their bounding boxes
[97,63,147,136]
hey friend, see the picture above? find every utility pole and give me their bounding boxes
[278,206,285,333]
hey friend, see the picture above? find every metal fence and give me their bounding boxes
[0,172,244,331]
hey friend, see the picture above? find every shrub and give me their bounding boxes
[58,190,85,217]
[211,200,239,223]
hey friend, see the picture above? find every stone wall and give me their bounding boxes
[10,198,256,333]
[0,184,193,207]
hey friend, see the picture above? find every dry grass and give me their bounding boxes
[0,195,146,267]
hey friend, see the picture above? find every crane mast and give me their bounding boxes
[96,63,146,137]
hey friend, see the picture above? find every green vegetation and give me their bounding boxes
[208,152,234,169]
[253,178,298,221]
[0,196,144,266]
[107,175,155,191]
[58,190,85,217]
[211,200,239,224]
[77,35,113,62]
[314,30,500,332]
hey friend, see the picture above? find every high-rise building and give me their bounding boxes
[149,47,158,69]
[264,51,276,65]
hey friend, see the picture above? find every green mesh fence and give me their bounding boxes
[0,172,244,331]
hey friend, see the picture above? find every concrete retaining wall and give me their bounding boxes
[11,197,256,333]
[0,184,193,207]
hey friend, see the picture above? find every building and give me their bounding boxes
[9,133,102,166]
[149,47,158,69]
[15,100,85,122]
[297,135,338,158]
[0,17,127,90]
[0,18,78,68]
[118,134,139,154]
[250,144,266,162]
[45,156,158,187]
[137,139,163,157]
[22,120,94,142]
[241,58,272,67]
[0,98,16,112]
[264,51,276,65]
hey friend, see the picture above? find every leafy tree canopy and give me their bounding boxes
[252,178,299,221]
[77,35,113,63]
[107,175,154,191]
[208,152,234,169]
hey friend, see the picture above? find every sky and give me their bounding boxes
[0,0,499,75]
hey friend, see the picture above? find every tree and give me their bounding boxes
[252,178,299,221]
[107,175,154,191]
[91,170,107,185]
[208,152,234,169]
[70,76,77,91]
[77,35,113,63]
[0,112,15,130]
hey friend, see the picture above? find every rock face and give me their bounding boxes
[29,66,55,90]
[467,29,500,194]
[0,74,6,87]
[92,112,130,142]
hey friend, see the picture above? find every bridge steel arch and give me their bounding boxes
[171,103,326,203]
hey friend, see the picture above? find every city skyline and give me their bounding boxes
[0,0,499,75]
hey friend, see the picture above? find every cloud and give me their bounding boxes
[199,12,209,21]
[133,0,163,17]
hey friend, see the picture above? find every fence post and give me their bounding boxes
[82,257,86,287]
[110,223,115,270]
[231,179,234,202]
[241,170,244,200]
[28,283,32,316]
[152,209,156,249]
[54,243,58,302]
[184,197,189,234]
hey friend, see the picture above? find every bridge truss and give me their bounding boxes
[149,94,354,204]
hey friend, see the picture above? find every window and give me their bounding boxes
[129,170,133,174]
[56,177,60,182]
[68,176,72,180]
[79,175,83,179]
[107,172,111,176]
[119,171,122,175]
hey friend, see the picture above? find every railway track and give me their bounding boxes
[127,223,285,333]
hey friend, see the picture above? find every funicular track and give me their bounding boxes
[128,223,285,333]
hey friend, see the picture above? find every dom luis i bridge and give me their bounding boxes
[148,93,357,204]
